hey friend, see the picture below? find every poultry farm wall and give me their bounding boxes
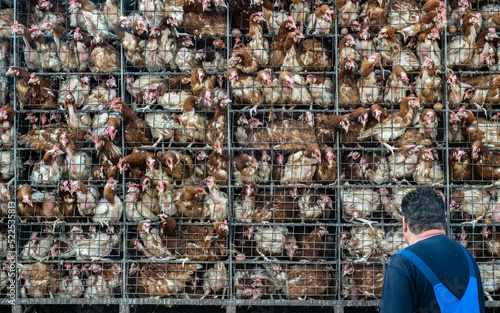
[2,0,500,312]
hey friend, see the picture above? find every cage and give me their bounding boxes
[3,0,500,312]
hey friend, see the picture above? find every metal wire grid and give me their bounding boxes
[3,0,500,311]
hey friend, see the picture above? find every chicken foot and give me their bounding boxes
[382,141,396,156]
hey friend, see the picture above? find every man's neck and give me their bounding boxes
[408,229,445,245]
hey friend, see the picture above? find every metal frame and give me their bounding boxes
[4,0,500,312]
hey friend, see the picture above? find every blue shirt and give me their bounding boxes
[380,235,485,313]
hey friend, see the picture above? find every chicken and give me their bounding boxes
[206,96,230,146]
[268,111,315,150]
[413,148,445,185]
[5,67,54,109]
[30,146,66,185]
[399,9,446,42]
[57,76,91,108]
[115,16,145,68]
[225,68,262,106]
[446,73,469,109]
[157,75,193,111]
[126,75,164,107]
[414,57,442,105]
[342,225,385,260]
[207,141,229,184]
[248,225,297,261]
[314,146,337,183]
[379,187,415,221]
[13,21,61,72]
[343,263,384,299]
[191,67,215,97]
[175,36,197,72]
[307,4,334,34]
[358,97,421,154]
[387,145,420,180]
[201,262,227,299]
[461,107,500,145]
[254,0,289,35]
[478,262,500,301]
[70,180,99,218]
[275,30,304,72]
[417,28,442,69]
[338,58,361,109]
[450,188,491,225]
[129,262,202,298]
[265,263,333,299]
[145,21,169,72]
[471,140,500,180]
[173,186,207,222]
[89,32,120,72]
[203,177,228,222]
[278,71,312,106]
[234,182,258,223]
[19,263,60,298]
[84,77,118,110]
[93,178,123,225]
[388,0,420,31]
[40,22,84,72]
[281,143,321,184]
[396,108,438,147]
[178,96,208,145]
[184,12,226,36]
[111,98,152,146]
[94,134,122,180]
[62,91,91,131]
[340,107,368,143]
[338,34,361,67]
[269,18,297,70]
[126,179,160,223]
[253,188,299,223]
[248,12,269,67]
[157,150,194,182]
[83,263,122,298]
[359,0,387,28]
[336,0,360,27]
[59,264,84,299]
[383,65,410,105]
[118,148,156,180]
[228,47,259,74]
[341,187,380,225]
[378,25,419,71]
[449,148,473,182]
[298,189,332,223]
[20,226,55,261]
[233,153,258,184]
[298,38,333,72]
[58,133,91,181]
[157,181,178,216]
[234,267,269,300]
[448,12,480,67]
[315,113,350,144]
[195,38,227,72]
[69,0,115,38]
[356,25,377,62]
[358,54,381,106]
[306,74,333,109]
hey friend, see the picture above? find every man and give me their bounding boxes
[380,188,485,313]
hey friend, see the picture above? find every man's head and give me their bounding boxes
[401,188,446,236]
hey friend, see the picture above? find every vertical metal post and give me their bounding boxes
[12,0,19,307]
[120,0,128,305]
[333,5,342,305]
[225,2,233,306]
[443,0,450,236]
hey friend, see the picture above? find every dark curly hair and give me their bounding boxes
[401,188,446,234]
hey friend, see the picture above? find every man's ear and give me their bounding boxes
[402,216,408,233]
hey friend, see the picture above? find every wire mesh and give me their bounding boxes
[4,0,500,310]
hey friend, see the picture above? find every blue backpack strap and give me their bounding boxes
[396,249,441,287]
[459,244,476,279]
